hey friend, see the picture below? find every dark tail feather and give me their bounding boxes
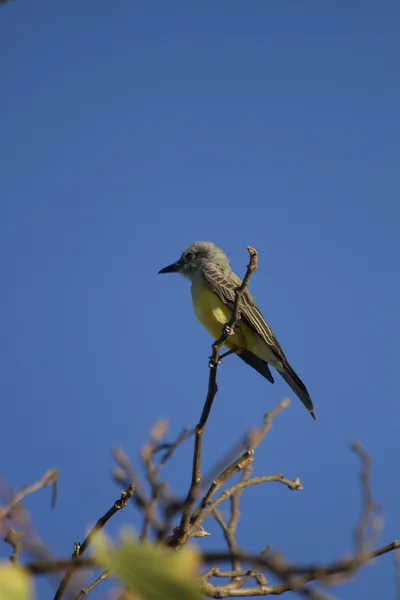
[279,361,316,421]
[237,351,274,384]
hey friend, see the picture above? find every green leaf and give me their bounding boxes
[0,563,33,600]
[93,530,201,600]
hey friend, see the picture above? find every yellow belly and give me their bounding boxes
[191,277,247,350]
[190,276,280,366]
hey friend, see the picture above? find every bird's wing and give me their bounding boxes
[202,263,316,420]
[237,350,274,383]
[201,263,286,362]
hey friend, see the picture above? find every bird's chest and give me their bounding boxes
[190,276,247,350]
[190,277,231,336]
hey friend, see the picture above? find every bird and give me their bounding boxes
[158,241,315,420]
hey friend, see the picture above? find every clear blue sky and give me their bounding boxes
[1,1,399,598]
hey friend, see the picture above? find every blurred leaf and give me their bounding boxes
[0,563,33,600]
[93,529,201,600]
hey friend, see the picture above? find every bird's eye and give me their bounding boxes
[185,251,195,261]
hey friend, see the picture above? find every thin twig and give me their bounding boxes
[139,421,190,541]
[298,587,336,600]
[350,442,382,553]
[4,527,24,563]
[112,448,148,509]
[140,421,170,540]
[203,568,258,579]
[192,399,291,526]
[155,427,193,467]
[75,570,109,599]
[26,558,95,574]
[112,447,164,536]
[226,478,246,575]
[0,469,58,521]
[203,540,400,585]
[190,474,302,536]
[53,484,135,600]
[213,466,253,577]
[202,579,333,598]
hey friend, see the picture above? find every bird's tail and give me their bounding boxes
[237,350,274,384]
[278,361,316,421]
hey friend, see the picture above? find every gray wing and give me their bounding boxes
[202,262,316,420]
[202,262,286,362]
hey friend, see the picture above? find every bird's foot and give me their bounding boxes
[208,357,221,368]
[223,324,234,337]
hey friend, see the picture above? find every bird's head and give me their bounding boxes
[158,241,230,279]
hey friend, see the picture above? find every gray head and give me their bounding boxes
[158,241,230,279]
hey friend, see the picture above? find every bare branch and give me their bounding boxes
[139,421,189,541]
[75,570,109,600]
[350,442,382,553]
[140,421,170,540]
[112,447,164,537]
[25,558,95,574]
[203,539,400,588]
[4,527,23,563]
[197,398,291,515]
[213,465,253,576]
[21,537,400,596]
[190,474,302,536]
[202,579,333,598]
[112,448,148,509]
[53,484,135,600]
[203,568,259,579]
[0,469,58,521]
[18,537,400,598]
[154,426,193,467]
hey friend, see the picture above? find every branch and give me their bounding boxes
[202,579,332,599]
[22,539,400,596]
[53,484,135,600]
[4,527,24,563]
[197,398,291,514]
[202,540,400,590]
[190,474,302,536]
[25,558,95,574]
[0,468,58,521]
[204,568,258,578]
[171,246,258,547]
[140,421,189,541]
[140,421,170,541]
[213,465,256,576]
[75,570,109,599]
[350,442,382,553]
[112,447,164,536]
[153,426,193,467]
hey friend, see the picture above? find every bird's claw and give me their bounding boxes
[208,357,221,368]
[223,324,234,336]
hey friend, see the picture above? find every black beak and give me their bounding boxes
[158,262,180,274]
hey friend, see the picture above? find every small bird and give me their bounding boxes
[158,241,315,420]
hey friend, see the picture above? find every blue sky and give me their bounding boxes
[1,1,399,598]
